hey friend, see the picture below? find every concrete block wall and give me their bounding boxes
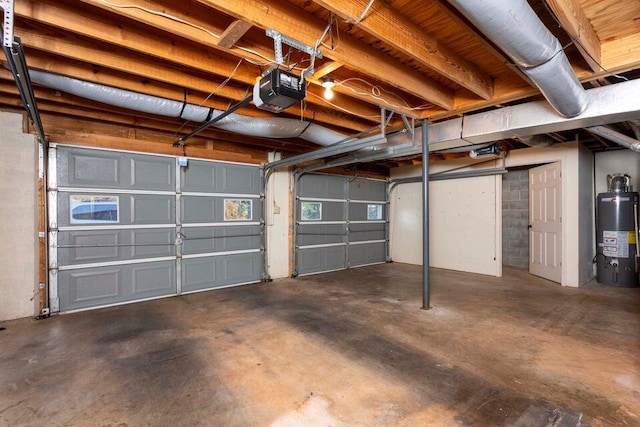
[502,169,529,268]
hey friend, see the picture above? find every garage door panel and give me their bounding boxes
[295,174,387,276]
[297,246,347,275]
[348,203,386,221]
[349,223,386,242]
[58,260,176,311]
[58,231,120,264]
[350,242,386,266]
[182,253,261,292]
[58,147,175,191]
[181,160,260,194]
[58,193,174,227]
[181,226,261,254]
[130,157,174,190]
[53,146,262,312]
[349,178,386,201]
[131,195,174,224]
[299,174,347,199]
[131,229,176,258]
[298,201,345,222]
[297,224,346,246]
[181,197,261,224]
[58,229,175,265]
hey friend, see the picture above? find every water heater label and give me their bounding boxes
[602,230,629,258]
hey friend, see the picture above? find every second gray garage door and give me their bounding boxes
[49,145,262,312]
[295,173,387,276]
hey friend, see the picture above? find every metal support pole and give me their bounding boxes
[421,121,431,310]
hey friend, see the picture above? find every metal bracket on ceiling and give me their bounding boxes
[1,0,13,48]
[401,114,416,138]
[381,107,416,138]
[266,29,322,78]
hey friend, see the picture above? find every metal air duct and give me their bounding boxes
[27,70,346,146]
[587,126,640,152]
[447,0,588,118]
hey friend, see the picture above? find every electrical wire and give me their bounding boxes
[346,0,376,25]
[307,92,380,119]
[99,0,292,70]
[100,0,220,40]
[173,58,245,138]
[337,77,434,112]
[101,0,427,121]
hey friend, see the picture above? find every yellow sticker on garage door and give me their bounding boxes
[629,231,637,244]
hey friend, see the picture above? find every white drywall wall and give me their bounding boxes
[0,111,38,321]
[579,144,595,284]
[390,141,589,287]
[266,167,291,279]
[390,159,502,277]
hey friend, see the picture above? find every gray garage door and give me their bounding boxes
[295,174,387,276]
[48,145,262,312]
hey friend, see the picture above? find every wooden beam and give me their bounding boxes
[45,131,266,164]
[15,25,370,132]
[601,33,640,73]
[74,0,386,122]
[313,61,344,79]
[15,0,259,85]
[217,20,253,49]
[78,0,270,59]
[545,0,602,72]
[195,0,454,110]
[312,0,493,100]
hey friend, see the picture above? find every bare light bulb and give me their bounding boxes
[324,86,334,100]
[321,77,335,100]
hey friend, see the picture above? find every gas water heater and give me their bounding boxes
[595,174,640,287]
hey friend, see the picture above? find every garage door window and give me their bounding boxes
[70,195,119,224]
[367,204,383,220]
[224,199,253,221]
[301,202,322,221]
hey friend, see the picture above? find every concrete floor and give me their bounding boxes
[1,264,639,427]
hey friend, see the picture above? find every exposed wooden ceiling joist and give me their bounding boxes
[1,0,639,171]
[194,0,455,110]
[312,0,494,100]
[544,0,602,72]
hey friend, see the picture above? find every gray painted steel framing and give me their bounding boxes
[422,120,430,310]
[47,145,58,312]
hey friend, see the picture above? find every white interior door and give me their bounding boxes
[529,162,562,283]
